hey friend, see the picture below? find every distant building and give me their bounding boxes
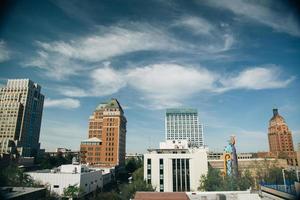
[125,153,143,160]
[207,152,253,160]
[27,163,104,197]
[268,108,294,153]
[0,187,46,200]
[268,108,297,165]
[144,140,208,192]
[80,98,127,167]
[165,108,204,147]
[46,148,79,158]
[0,79,44,157]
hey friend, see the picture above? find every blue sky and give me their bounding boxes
[0,0,300,153]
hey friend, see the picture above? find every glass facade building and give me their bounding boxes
[165,108,204,147]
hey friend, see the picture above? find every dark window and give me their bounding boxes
[186,159,190,191]
[147,158,151,184]
[159,158,164,192]
[53,185,59,188]
[172,159,176,191]
[181,159,185,191]
[177,159,181,191]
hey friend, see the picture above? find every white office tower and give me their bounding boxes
[0,79,44,156]
[165,108,204,148]
[144,140,208,192]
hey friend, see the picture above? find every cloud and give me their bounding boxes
[174,16,214,35]
[90,67,127,96]
[25,24,185,80]
[56,86,89,97]
[36,26,181,62]
[26,20,237,80]
[55,64,294,109]
[0,40,10,62]
[25,50,84,80]
[44,98,80,109]
[205,0,300,37]
[217,66,295,92]
[126,64,217,109]
[173,16,235,53]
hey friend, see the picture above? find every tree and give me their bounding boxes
[125,157,143,174]
[0,164,37,187]
[199,166,224,191]
[119,167,154,200]
[199,166,254,191]
[237,170,254,190]
[63,184,82,199]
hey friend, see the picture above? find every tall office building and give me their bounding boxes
[80,98,126,167]
[268,108,294,156]
[165,108,204,147]
[0,79,44,156]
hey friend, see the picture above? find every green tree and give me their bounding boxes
[237,170,254,190]
[119,167,154,200]
[0,164,37,187]
[63,184,82,199]
[199,167,254,191]
[199,166,223,191]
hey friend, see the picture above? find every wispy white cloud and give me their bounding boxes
[90,67,127,96]
[56,64,294,109]
[205,0,300,37]
[44,98,80,109]
[35,26,182,62]
[217,66,295,92]
[0,40,10,62]
[25,50,84,80]
[126,63,216,109]
[174,16,214,35]
[25,24,185,80]
[173,16,235,53]
[25,20,237,80]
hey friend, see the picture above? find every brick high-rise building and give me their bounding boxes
[80,98,126,167]
[0,79,44,157]
[268,108,297,166]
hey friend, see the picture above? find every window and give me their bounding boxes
[53,185,59,188]
[147,159,151,184]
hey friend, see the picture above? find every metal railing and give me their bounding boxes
[260,182,296,195]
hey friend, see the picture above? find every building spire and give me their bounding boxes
[273,108,278,116]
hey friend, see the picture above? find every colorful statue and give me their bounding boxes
[223,136,239,177]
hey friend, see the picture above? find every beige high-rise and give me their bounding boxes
[0,79,44,156]
[80,98,126,167]
[268,109,294,153]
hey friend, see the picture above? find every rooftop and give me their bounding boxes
[134,192,189,200]
[0,187,46,199]
[95,98,123,112]
[81,137,102,142]
[166,108,197,114]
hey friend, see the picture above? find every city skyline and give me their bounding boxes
[1,0,300,153]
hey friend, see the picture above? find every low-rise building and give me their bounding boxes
[208,151,253,160]
[27,163,103,197]
[144,140,208,192]
[0,187,46,200]
[133,190,261,200]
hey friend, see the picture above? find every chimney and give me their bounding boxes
[273,108,278,116]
